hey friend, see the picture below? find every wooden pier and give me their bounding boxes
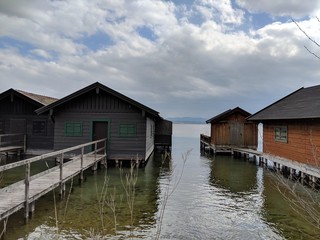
[0,138,107,221]
[200,134,320,187]
[0,134,26,155]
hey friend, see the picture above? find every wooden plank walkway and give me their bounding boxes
[0,138,107,221]
[232,147,262,156]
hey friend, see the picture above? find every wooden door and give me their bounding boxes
[230,122,244,146]
[92,121,108,153]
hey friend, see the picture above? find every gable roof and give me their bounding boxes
[16,90,58,106]
[0,88,57,107]
[248,85,320,121]
[36,82,160,117]
[206,107,251,124]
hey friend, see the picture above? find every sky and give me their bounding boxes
[1,0,320,119]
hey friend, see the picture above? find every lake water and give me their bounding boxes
[2,124,320,239]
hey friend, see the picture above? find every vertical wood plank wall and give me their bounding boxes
[210,113,257,148]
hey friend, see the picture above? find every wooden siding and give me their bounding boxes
[53,90,148,160]
[244,123,258,148]
[0,94,54,150]
[155,119,172,146]
[211,123,230,145]
[263,119,320,166]
[145,117,155,159]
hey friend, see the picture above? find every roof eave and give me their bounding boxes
[36,82,160,117]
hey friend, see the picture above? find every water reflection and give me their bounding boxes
[208,155,257,193]
[2,124,320,239]
[3,152,166,239]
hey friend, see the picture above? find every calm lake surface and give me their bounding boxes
[2,124,320,239]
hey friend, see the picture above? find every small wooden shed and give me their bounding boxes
[36,82,171,162]
[248,85,320,167]
[0,89,57,153]
[206,107,258,151]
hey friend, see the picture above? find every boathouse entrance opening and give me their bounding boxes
[92,121,109,153]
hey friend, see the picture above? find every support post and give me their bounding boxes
[300,172,305,184]
[25,162,30,221]
[312,176,317,189]
[92,142,98,173]
[94,142,97,161]
[80,147,84,182]
[23,134,27,153]
[289,168,294,180]
[104,139,107,156]
[59,153,64,196]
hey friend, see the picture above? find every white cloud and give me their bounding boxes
[197,0,245,25]
[30,49,52,59]
[1,0,320,118]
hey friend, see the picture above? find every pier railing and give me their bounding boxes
[0,133,26,151]
[200,134,211,144]
[0,138,107,220]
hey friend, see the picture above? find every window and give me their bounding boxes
[33,120,47,136]
[65,122,82,137]
[119,124,136,137]
[275,126,287,143]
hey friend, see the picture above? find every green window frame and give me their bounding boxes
[65,122,83,137]
[275,126,287,143]
[119,124,137,137]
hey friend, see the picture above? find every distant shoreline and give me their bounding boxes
[172,121,206,124]
[168,117,207,125]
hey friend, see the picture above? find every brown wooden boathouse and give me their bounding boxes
[203,107,258,154]
[248,85,320,168]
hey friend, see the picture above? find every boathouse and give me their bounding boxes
[0,89,57,153]
[248,85,320,168]
[205,107,258,153]
[36,82,171,163]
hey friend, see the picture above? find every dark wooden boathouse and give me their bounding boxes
[36,82,171,163]
[0,89,57,154]
[248,85,320,168]
[205,107,258,153]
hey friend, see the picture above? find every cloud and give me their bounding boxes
[236,0,320,18]
[1,0,320,118]
[197,0,245,25]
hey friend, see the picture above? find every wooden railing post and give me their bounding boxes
[104,139,107,156]
[94,142,97,161]
[25,162,30,221]
[93,142,98,172]
[80,147,84,182]
[59,153,64,196]
[23,134,27,153]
